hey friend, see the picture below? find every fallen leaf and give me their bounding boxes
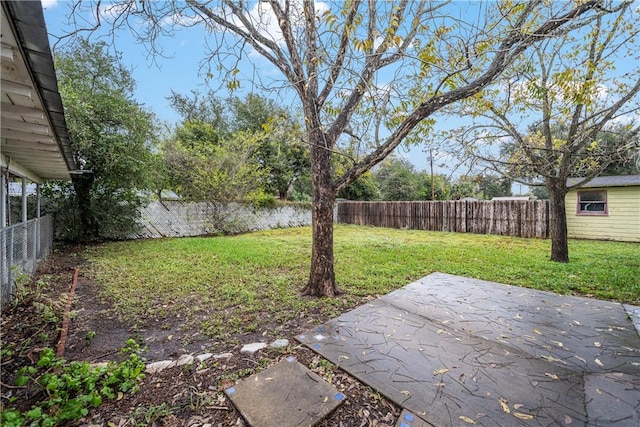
[401,390,411,396]
[117,392,123,401]
[594,342,602,348]
[499,398,510,414]
[596,388,602,394]
[513,404,524,410]
[323,396,328,403]
[533,328,542,335]
[564,415,573,424]
[514,412,534,420]
[545,373,559,380]
[459,416,476,424]
[574,356,587,365]
[435,382,445,387]
[595,358,604,367]
[433,368,450,376]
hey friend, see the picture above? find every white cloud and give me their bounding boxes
[41,0,58,9]
[239,1,329,48]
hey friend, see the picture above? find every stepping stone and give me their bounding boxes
[214,352,233,359]
[270,338,289,348]
[196,353,213,362]
[145,360,175,374]
[225,356,345,427]
[176,354,194,366]
[241,342,267,353]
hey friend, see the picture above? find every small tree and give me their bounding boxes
[375,157,422,201]
[448,4,640,262]
[49,39,160,241]
[164,125,270,231]
[164,91,310,201]
[59,0,612,294]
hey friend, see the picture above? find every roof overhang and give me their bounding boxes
[1,1,77,183]
[567,174,640,189]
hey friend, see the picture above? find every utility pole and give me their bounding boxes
[429,148,435,201]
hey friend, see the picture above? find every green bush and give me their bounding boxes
[249,192,278,209]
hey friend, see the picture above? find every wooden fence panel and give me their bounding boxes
[337,200,549,238]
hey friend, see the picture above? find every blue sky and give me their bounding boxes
[43,1,215,127]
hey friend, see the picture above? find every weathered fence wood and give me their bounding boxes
[337,200,549,238]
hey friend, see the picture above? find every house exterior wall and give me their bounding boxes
[565,186,640,242]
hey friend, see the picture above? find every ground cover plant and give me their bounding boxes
[1,225,637,425]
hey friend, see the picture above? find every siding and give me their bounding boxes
[565,186,640,242]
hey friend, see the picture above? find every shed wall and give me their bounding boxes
[565,186,640,242]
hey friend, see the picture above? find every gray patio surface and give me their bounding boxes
[297,272,640,426]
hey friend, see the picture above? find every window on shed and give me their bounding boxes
[577,190,607,215]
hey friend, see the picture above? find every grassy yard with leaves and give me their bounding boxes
[85,225,640,340]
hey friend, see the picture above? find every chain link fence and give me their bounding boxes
[1,215,54,308]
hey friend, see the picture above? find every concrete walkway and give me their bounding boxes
[297,273,640,426]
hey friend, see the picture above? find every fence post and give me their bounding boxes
[0,174,6,289]
[21,178,28,263]
[31,220,37,267]
[8,227,14,297]
[0,227,6,300]
[36,183,41,257]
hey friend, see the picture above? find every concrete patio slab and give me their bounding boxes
[224,356,345,427]
[297,273,640,426]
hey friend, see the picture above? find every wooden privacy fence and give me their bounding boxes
[337,200,550,238]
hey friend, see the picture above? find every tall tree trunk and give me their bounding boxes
[72,173,97,241]
[548,178,569,263]
[301,131,338,297]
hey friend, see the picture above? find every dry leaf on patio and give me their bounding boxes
[564,415,573,424]
[499,398,510,414]
[459,415,476,424]
[433,368,450,376]
[545,373,559,380]
[514,412,534,420]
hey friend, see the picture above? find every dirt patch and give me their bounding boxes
[1,244,400,426]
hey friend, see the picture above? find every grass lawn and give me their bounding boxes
[86,225,640,339]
